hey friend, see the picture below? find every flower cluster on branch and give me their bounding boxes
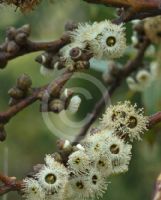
[1,0,161,199]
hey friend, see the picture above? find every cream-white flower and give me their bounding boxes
[127,69,153,92]
[63,140,71,149]
[84,133,108,159]
[68,169,108,199]
[104,135,132,174]
[22,178,45,200]
[44,155,55,168]
[136,69,152,85]
[101,101,148,141]
[67,150,90,174]
[36,164,68,194]
[86,167,108,199]
[70,20,126,59]
[94,154,113,177]
[84,129,114,159]
[126,76,142,91]
[70,21,106,43]
[96,22,126,59]
[69,176,91,200]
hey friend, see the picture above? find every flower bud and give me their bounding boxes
[76,60,90,70]
[60,88,73,101]
[8,87,24,99]
[69,47,82,60]
[52,152,63,163]
[57,139,73,156]
[6,41,20,53]
[48,82,61,98]
[15,33,27,45]
[49,99,64,113]
[19,24,31,36]
[6,27,17,40]
[17,74,32,90]
[36,53,54,69]
[8,98,19,106]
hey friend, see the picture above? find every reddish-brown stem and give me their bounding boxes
[84,0,160,10]
[0,34,70,68]
[149,111,161,128]
[84,0,161,22]
[0,173,22,195]
[0,72,73,125]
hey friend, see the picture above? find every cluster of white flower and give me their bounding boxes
[100,101,148,141]
[22,101,148,200]
[39,20,126,75]
[59,20,126,68]
[126,62,160,92]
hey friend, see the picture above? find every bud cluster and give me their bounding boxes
[36,20,126,76]
[8,74,32,106]
[41,87,82,114]
[0,24,31,69]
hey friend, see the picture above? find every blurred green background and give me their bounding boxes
[0,0,161,199]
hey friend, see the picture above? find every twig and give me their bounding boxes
[84,0,161,23]
[0,72,73,125]
[0,173,22,196]
[0,24,70,69]
[84,0,160,10]
[149,111,161,128]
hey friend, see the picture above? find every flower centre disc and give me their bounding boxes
[106,36,116,47]
[45,173,57,184]
[110,144,120,154]
[128,116,137,128]
[76,181,84,189]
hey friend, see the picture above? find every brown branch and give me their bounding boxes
[7,35,70,57]
[73,38,150,144]
[84,0,161,23]
[84,0,160,10]
[0,24,71,69]
[0,173,22,196]
[0,72,73,125]
[149,111,161,128]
